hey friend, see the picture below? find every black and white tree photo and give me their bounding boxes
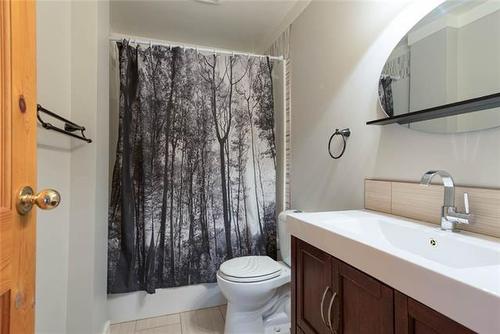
[108,41,279,294]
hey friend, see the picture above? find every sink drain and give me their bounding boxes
[429,238,438,247]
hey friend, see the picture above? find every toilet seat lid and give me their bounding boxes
[219,256,281,283]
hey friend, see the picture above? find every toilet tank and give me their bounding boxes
[278,210,298,267]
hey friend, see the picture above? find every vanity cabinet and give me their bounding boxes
[291,237,475,334]
[394,292,474,334]
[294,239,333,334]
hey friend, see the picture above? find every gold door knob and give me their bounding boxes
[16,186,61,215]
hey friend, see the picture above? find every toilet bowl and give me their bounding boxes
[217,258,291,333]
[216,211,296,334]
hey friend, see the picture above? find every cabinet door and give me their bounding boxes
[394,291,475,334]
[295,238,333,334]
[335,260,394,334]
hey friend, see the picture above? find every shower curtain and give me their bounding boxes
[108,41,279,294]
[378,76,394,116]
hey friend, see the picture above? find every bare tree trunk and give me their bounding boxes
[256,145,266,218]
[217,140,232,258]
[168,138,177,282]
[242,177,252,254]
[116,65,139,289]
[225,141,238,254]
[199,143,210,257]
[145,218,155,292]
[234,168,242,253]
[266,57,277,169]
[210,192,218,264]
[233,132,244,253]
[187,162,196,285]
[157,49,179,285]
[199,54,243,260]
[176,147,185,270]
[247,99,263,237]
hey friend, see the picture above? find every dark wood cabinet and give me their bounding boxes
[294,238,333,334]
[292,237,475,334]
[394,291,475,334]
[337,259,394,334]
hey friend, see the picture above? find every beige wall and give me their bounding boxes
[289,0,500,212]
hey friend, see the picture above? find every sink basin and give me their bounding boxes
[302,210,500,269]
[378,219,500,269]
[286,210,500,334]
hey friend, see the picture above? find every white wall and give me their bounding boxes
[410,28,449,110]
[289,0,500,213]
[66,1,110,333]
[458,10,500,100]
[36,2,71,333]
[36,1,110,333]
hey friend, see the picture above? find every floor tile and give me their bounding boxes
[180,307,224,334]
[110,321,136,334]
[137,323,182,334]
[135,313,181,331]
[218,305,227,321]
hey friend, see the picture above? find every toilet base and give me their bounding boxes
[224,286,290,334]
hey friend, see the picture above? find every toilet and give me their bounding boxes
[217,211,294,334]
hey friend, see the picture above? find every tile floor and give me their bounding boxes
[110,305,227,334]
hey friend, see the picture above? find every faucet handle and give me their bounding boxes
[464,192,470,214]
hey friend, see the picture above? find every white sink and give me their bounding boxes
[287,210,500,334]
[378,219,500,269]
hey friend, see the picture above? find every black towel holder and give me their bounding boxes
[37,104,92,143]
[328,128,350,159]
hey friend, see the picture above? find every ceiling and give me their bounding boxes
[110,0,309,53]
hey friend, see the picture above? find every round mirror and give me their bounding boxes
[378,0,500,134]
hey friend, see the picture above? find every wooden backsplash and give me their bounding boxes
[365,179,500,238]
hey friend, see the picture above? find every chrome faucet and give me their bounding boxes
[420,170,472,231]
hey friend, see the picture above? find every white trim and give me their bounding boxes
[282,60,287,213]
[102,320,110,334]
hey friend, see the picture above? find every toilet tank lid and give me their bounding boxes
[219,256,281,279]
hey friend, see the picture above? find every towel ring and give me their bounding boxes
[328,128,351,159]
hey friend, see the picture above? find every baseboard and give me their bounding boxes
[102,320,110,334]
[108,283,226,324]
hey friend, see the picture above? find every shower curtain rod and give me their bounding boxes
[109,36,284,61]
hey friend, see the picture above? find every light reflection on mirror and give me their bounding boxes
[378,0,500,134]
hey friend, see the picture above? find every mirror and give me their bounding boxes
[378,0,500,134]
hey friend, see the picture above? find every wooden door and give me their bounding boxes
[336,260,394,334]
[294,238,334,334]
[394,291,475,334]
[0,0,37,333]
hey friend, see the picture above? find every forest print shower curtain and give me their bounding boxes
[108,41,278,293]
